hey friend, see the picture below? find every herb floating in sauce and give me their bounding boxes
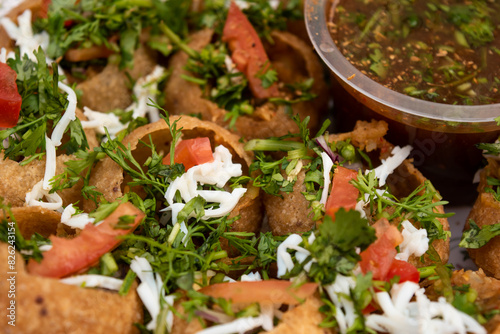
[329,0,500,105]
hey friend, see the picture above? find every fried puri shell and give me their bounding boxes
[465,159,500,279]
[77,45,157,112]
[0,245,143,334]
[426,269,500,333]
[265,296,334,334]
[386,160,450,266]
[164,29,327,139]
[0,207,61,239]
[265,120,450,266]
[85,116,262,235]
[0,153,86,208]
[266,120,391,236]
[265,168,316,236]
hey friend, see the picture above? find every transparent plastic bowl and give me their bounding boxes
[305,0,500,203]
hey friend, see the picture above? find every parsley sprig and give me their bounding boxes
[352,170,453,243]
[40,0,190,68]
[0,49,88,161]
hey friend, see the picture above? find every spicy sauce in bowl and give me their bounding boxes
[330,0,500,106]
[305,0,500,204]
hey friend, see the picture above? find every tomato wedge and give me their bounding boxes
[0,62,22,128]
[27,202,145,278]
[200,280,318,305]
[359,219,419,283]
[325,166,359,219]
[386,259,420,283]
[222,2,279,99]
[163,137,214,171]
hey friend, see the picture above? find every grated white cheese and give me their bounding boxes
[260,303,274,331]
[81,66,166,137]
[25,180,63,211]
[395,220,429,262]
[51,81,77,146]
[0,0,25,17]
[126,65,165,123]
[370,145,412,186]
[196,314,268,334]
[320,152,334,205]
[240,271,262,282]
[163,145,246,227]
[234,0,279,10]
[60,275,124,291]
[61,204,95,229]
[276,234,311,278]
[366,281,486,334]
[20,244,52,255]
[324,275,359,334]
[81,106,126,137]
[0,47,15,63]
[197,188,247,219]
[42,135,56,191]
[131,256,175,332]
[0,10,49,61]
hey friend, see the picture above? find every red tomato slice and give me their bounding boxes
[359,219,403,281]
[0,63,22,128]
[325,166,359,220]
[222,1,280,99]
[27,202,145,278]
[163,137,214,171]
[359,219,419,283]
[200,280,318,305]
[386,259,420,283]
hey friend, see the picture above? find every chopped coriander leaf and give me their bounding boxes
[41,0,190,69]
[459,220,500,249]
[256,67,278,89]
[0,50,88,160]
[303,210,376,285]
[477,142,500,155]
[352,170,452,244]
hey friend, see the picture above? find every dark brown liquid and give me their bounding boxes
[329,0,500,105]
[331,77,500,205]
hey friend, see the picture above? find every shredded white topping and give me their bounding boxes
[320,152,334,205]
[0,10,49,61]
[60,204,95,229]
[126,65,165,123]
[366,281,486,334]
[20,244,52,255]
[81,66,166,137]
[260,303,274,331]
[395,220,429,262]
[371,145,412,186]
[0,0,25,17]
[276,234,311,278]
[42,135,56,191]
[51,81,77,146]
[196,315,268,334]
[81,106,126,137]
[0,47,15,63]
[163,145,246,225]
[60,275,124,291]
[130,256,175,332]
[25,180,63,211]
[240,271,262,282]
[324,275,358,334]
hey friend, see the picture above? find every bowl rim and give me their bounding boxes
[304,0,500,133]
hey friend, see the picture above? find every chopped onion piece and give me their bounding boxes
[315,136,340,164]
